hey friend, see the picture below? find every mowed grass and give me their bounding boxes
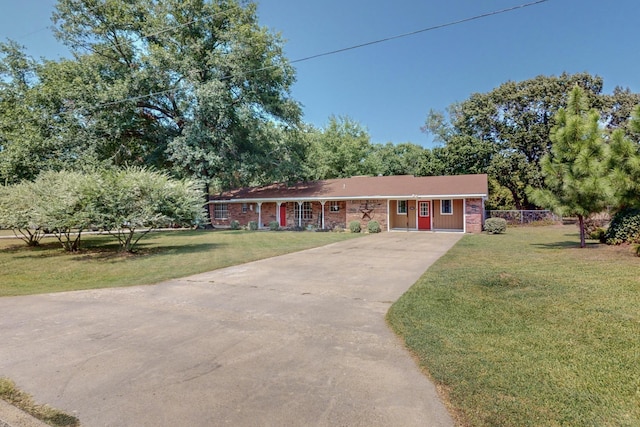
[387,225,640,427]
[0,230,361,296]
[0,377,79,427]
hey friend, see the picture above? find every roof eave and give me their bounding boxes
[208,193,488,204]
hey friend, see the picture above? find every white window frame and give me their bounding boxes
[440,199,453,215]
[397,200,407,215]
[419,201,430,217]
[242,203,248,213]
[330,201,340,212]
[214,203,229,220]
[294,201,313,220]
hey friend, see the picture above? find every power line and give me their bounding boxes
[5,1,106,42]
[290,0,549,64]
[4,0,550,118]
[94,0,550,109]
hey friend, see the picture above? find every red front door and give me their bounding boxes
[279,204,286,227]
[418,201,431,230]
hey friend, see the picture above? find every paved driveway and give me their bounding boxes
[0,232,461,427]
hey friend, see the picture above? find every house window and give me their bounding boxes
[214,203,228,220]
[294,202,313,220]
[420,202,430,217]
[397,200,407,215]
[242,203,248,213]
[330,201,340,212]
[441,199,453,215]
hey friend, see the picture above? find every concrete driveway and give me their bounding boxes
[0,232,461,427]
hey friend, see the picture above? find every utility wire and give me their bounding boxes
[4,0,550,117]
[96,0,550,109]
[290,0,549,64]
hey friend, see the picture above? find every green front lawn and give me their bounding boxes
[0,230,361,296]
[388,225,639,426]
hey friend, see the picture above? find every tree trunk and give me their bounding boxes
[578,215,586,248]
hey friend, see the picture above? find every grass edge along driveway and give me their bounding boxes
[388,225,639,427]
[0,230,362,297]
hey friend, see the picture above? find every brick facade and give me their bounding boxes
[345,200,387,231]
[210,197,483,233]
[464,198,484,233]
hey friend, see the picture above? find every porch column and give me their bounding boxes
[320,200,326,230]
[257,202,262,229]
[414,195,419,230]
[463,198,467,233]
[387,200,390,231]
[297,201,303,227]
[276,202,282,227]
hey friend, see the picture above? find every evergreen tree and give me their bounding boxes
[608,105,640,209]
[528,86,613,248]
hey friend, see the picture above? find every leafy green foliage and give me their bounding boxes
[230,220,240,230]
[0,42,92,184]
[95,168,205,252]
[484,217,507,234]
[365,142,426,176]
[528,86,614,247]
[248,221,258,231]
[33,170,99,251]
[604,208,640,245]
[422,73,636,209]
[0,181,44,245]
[608,106,640,209]
[1,169,204,252]
[1,1,302,189]
[305,116,374,180]
[349,220,361,233]
[589,227,606,242]
[367,220,381,233]
[269,221,280,231]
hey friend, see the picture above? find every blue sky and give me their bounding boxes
[1,0,638,147]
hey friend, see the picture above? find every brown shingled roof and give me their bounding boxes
[210,174,488,201]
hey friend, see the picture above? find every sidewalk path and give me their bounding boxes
[0,232,461,427]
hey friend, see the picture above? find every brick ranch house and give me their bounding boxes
[208,174,489,233]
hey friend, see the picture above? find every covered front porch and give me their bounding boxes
[387,199,464,232]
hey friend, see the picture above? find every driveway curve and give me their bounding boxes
[0,232,461,427]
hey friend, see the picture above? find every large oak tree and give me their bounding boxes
[1,1,303,189]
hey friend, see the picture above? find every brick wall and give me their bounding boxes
[210,198,478,232]
[345,199,387,231]
[210,203,260,227]
[209,203,229,227]
[259,203,278,227]
[465,198,484,233]
[323,201,347,229]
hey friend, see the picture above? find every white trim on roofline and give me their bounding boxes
[207,193,488,204]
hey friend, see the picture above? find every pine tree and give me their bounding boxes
[608,105,640,209]
[528,86,613,248]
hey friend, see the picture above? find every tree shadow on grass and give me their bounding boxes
[5,239,225,262]
[75,241,226,262]
[531,240,602,250]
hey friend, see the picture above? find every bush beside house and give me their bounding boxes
[484,217,507,234]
